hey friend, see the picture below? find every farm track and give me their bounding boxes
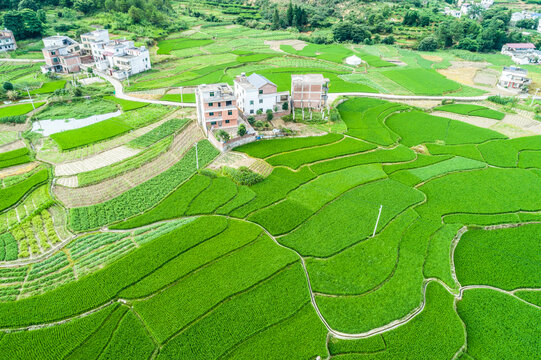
[53,122,204,207]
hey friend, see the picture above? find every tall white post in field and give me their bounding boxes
[372,205,383,237]
[26,88,35,110]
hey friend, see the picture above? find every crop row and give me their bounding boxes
[0,169,48,213]
[77,136,173,187]
[69,140,219,231]
[10,208,61,259]
[128,118,188,149]
[0,147,31,170]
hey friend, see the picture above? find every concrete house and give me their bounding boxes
[0,29,16,52]
[501,43,537,55]
[498,66,532,92]
[291,74,330,110]
[196,83,239,136]
[233,73,289,116]
[80,29,151,79]
[80,29,110,60]
[41,35,89,74]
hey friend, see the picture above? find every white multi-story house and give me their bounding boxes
[80,29,151,79]
[93,39,151,80]
[444,7,462,18]
[80,29,109,60]
[40,35,90,74]
[0,29,16,52]
[233,73,289,116]
[498,67,532,93]
[196,83,239,136]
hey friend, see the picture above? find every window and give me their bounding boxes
[227,110,233,115]
[211,121,216,125]
[226,100,232,106]
[208,102,213,106]
[249,100,254,105]
[259,99,263,104]
[259,89,263,94]
[225,120,230,124]
[218,102,221,107]
[250,110,254,114]
[209,112,214,116]
[210,91,214,97]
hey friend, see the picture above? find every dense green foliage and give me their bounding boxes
[435,104,505,120]
[128,118,187,148]
[0,169,47,212]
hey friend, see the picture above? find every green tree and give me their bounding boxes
[2,11,24,39]
[36,8,46,22]
[73,0,96,14]
[418,36,438,51]
[237,123,247,136]
[2,82,13,91]
[216,130,230,142]
[286,1,293,26]
[20,9,42,38]
[128,6,144,23]
[17,0,38,10]
[271,8,279,30]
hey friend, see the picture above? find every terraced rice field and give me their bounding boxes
[0,96,538,359]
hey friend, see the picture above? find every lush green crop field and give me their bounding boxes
[157,38,214,55]
[382,68,462,95]
[29,80,66,94]
[34,98,118,120]
[0,102,46,117]
[0,147,31,169]
[50,118,133,151]
[102,96,148,111]
[435,104,505,120]
[1,94,539,358]
[160,92,196,103]
[455,225,541,290]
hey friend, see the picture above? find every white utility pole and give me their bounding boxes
[195,142,199,169]
[26,88,35,110]
[530,88,540,107]
[372,205,383,237]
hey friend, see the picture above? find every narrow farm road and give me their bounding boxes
[0,58,45,63]
[327,92,541,103]
[96,72,196,107]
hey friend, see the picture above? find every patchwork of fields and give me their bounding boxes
[0,95,537,359]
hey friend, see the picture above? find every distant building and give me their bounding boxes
[502,43,537,55]
[480,0,493,9]
[196,83,239,136]
[498,66,532,93]
[0,29,16,52]
[40,35,88,74]
[291,74,330,110]
[444,7,462,18]
[511,11,541,24]
[233,73,289,116]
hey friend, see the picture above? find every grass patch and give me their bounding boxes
[382,68,461,95]
[34,98,118,120]
[435,104,505,120]
[29,80,66,95]
[160,93,196,103]
[157,38,214,55]
[50,118,133,151]
[128,118,187,148]
[0,102,46,117]
[103,96,148,111]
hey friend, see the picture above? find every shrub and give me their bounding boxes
[282,101,289,110]
[216,130,230,142]
[254,120,264,128]
[0,115,26,124]
[417,36,438,51]
[256,109,263,115]
[282,114,293,122]
[247,116,255,125]
[266,110,273,121]
[488,95,516,106]
[222,166,264,185]
[3,82,13,91]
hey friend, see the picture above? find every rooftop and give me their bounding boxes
[505,43,536,49]
[291,74,330,84]
[198,83,236,101]
[235,73,276,90]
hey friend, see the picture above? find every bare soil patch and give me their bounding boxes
[208,151,256,171]
[437,61,488,87]
[421,54,443,62]
[0,162,38,179]
[264,39,307,52]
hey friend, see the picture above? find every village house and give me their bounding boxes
[291,74,330,110]
[196,83,239,136]
[0,29,16,52]
[498,66,532,93]
[233,73,289,116]
[40,35,90,74]
[80,29,151,79]
[501,43,540,65]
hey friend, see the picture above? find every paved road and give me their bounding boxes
[327,92,540,103]
[96,72,197,107]
[0,58,45,63]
